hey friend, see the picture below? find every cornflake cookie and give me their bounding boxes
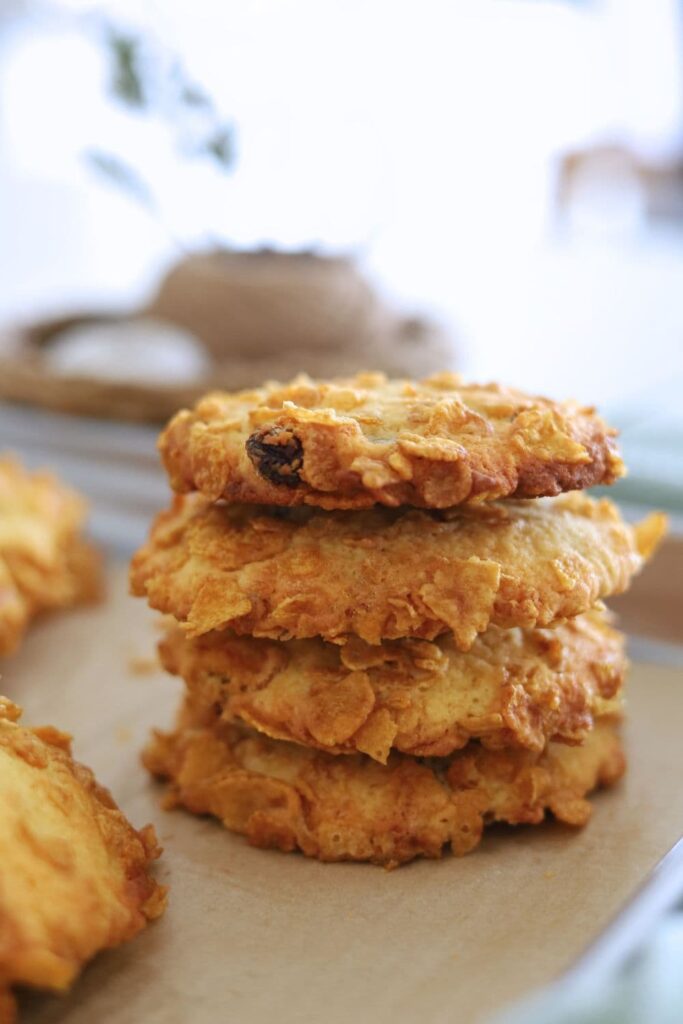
[159,373,625,510]
[131,492,666,649]
[160,610,625,763]
[144,710,625,867]
[0,457,101,656]
[0,699,166,1021]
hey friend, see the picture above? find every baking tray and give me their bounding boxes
[4,560,683,1024]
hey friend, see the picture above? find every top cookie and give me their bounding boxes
[159,372,625,510]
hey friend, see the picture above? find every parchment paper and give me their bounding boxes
[4,564,683,1024]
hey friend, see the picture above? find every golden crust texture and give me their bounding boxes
[131,491,666,648]
[159,372,625,510]
[144,711,625,867]
[0,699,166,1018]
[0,457,102,656]
[159,610,625,763]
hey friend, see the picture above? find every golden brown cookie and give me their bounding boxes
[0,457,102,656]
[0,699,166,1019]
[159,610,625,763]
[159,373,624,509]
[144,709,625,867]
[131,491,666,648]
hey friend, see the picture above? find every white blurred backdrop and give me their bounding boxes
[1,0,683,409]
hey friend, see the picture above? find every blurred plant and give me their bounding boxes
[84,24,236,213]
[85,150,157,210]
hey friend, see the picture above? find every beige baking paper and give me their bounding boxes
[4,563,683,1024]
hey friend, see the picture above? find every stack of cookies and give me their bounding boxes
[132,373,666,867]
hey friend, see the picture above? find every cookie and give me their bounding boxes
[144,711,625,867]
[159,610,625,763]
[0,457,101,655]
[159,373,624,509]
[131,492,666,648]
[0,699,165,1018]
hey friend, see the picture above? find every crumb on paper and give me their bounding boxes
[128,655,159,677]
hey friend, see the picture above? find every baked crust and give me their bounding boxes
[131,492,666,648]
[159,610,625,763]
[0,699,165,1019]
[0,457,101,656]
[144,711,625,867]
[159,373,625,509]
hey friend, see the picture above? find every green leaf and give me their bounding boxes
[84,149,156,209]
[107,29,146,108]
[202,126,235,170]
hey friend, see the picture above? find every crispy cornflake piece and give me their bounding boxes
[0,699,166,1020]
[0,457,102,656]
[144,709,625,867]
[130,492,666,648]
[159,610,625,763]
[158,373,625,509]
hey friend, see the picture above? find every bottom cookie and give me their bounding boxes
[144,706,625,867]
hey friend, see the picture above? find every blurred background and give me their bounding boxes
[1,0,682,545]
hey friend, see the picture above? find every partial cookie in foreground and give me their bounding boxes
[144,709,625,867]
[0,699,166,1020]
[131,491,666,648]
[159,373,625,509]
[0,457,101,656]
[160,610,625,763]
